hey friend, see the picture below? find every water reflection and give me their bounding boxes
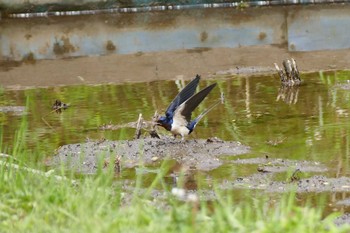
[276,85,300,104]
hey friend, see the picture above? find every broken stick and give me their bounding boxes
[134,113,143,139]
[274,58,301,86]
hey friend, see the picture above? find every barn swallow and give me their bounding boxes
[157,75,217,139]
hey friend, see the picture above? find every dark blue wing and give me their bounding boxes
[177,83,216,123]
[165,75,200,118]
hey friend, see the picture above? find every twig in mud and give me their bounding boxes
[103,155,122,173]
[115,155,121,173]
[220,92,225,104]
[274,58,301,104]
[134,113,143,139]
[274,58,301,86]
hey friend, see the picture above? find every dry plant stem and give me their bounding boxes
[274,63,286,82]
[151,111,158,131]
[115,155,121,173]
[134,113,143,139]
[274,58,301,86]
[41,116,55,130]
[220,92,225,104]
[283,59,293,80]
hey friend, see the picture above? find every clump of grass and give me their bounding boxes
[0,156,349,233]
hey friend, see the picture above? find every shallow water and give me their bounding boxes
[1,70,350,166]
[2,70,350,208]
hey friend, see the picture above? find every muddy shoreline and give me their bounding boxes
[51,134,350,227]
[2,45,350,90]
[51,136,250,173]
[51,134,350,194]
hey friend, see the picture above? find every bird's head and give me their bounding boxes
[156,116,172,131]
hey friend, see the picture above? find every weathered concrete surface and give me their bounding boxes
[2,4,350,62]
[288,6,350,51]
[0,7,285,61]
[50,137,250,173]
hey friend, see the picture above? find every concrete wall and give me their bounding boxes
[288,7,350,51]
[1,4,350,61]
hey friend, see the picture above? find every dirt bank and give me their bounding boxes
[51,136,350,194]
[51,137,250,173]
[2,45,350,89]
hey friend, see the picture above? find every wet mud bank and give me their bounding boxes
[52,136,350,194]
[220,157,350,194]
[51,137,350,226]
[51,137,250,173]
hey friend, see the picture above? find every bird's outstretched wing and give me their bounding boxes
[165,75,200,118]
[174,83,217,123]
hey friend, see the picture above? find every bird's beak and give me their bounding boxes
[155,118,162,126]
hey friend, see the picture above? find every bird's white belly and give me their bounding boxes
[171,121,190,137]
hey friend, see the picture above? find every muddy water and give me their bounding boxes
[2,70,350,211]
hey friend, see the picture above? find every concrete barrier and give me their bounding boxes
[1,4,350,61]
[288,6,350,51]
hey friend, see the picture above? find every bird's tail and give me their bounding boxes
[188,93,224,132]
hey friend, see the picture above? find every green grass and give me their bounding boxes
[0,156,349,233]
